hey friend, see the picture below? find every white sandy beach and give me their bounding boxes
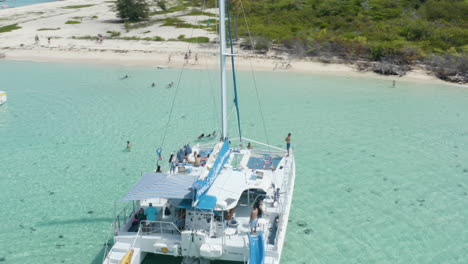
[0,0,461,85]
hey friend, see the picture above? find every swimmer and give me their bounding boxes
[212,130,216,137]
[197,133,204,140]
[126,140,131,150]
[121,75,128,80]
[168,81,174,88]
[151,82,156,87]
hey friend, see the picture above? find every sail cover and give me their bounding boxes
[120,173,198,201]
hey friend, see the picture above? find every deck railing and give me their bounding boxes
[114,200,140,231]
[140,220,182,235]
[273,155,295,260]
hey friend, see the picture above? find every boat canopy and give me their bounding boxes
[120,173,198,201]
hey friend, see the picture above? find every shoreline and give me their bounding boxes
[2,47,462,86]
[0,0,465,87]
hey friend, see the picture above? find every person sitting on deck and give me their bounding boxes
[132,208,146,227]
[177,148,186,163]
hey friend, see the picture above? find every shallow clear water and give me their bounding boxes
[0,61,467,264]
[1,0,57,8]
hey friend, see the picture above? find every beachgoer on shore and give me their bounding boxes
[168,54,171,63]
[35,35,39,44]
[184,53,189,64]
[47,37,51,45]
[194,54,198,64]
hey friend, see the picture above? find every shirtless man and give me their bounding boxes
[285,133,291,156]
[250,206,259,233]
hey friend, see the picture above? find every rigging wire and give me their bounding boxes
[227,0,243,143]
[239,0,273,153]
[158,0,212,162]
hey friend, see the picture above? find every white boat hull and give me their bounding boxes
[0,91,6,105]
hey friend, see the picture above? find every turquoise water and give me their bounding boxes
[0,60,468,264]
[0,0,57,8]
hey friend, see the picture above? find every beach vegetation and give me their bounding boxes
[177,35,209,43]
[37,27,61,31]
[229,0,468,82]
[91,16,99,19]
[62,4,94,9]
[0,24,22,33]
[65,20,81,24]
[143,30,151,34]
[72,16,85,20]
[115,0,149,21]
[159,17,206,29]
[182,9,216,17]
[120,35,165,41]
[106,31,121,37]
[71,35,95,40]
[124,20,156,31]
[156,0,167,11]
[149,1,191,15]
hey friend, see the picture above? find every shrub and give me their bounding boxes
[115,0,149,21]
[62,5,94,9]
[37,27,61,31]
[106,31,121,37]
[0,24,22,33]
[65,21,81,24]
[156,0,167,11]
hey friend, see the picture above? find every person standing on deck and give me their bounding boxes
[285,133,291,156]
[250,205,259,233]
[145,203,158,221]
[144,203,158,232]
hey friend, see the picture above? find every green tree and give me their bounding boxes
[115,0,150,21]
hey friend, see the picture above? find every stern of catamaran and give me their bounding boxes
[102,138,295,264]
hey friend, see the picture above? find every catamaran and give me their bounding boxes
[102,1,296,263]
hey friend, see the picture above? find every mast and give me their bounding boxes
[219,0,228,140]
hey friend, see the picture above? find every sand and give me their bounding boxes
[0,0,462,86]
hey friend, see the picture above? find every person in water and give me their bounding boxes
[151,82,156,87]
[126,141,131,150]
[168,81,174,88]
[198,133,205,139]
[121,75,128,80]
